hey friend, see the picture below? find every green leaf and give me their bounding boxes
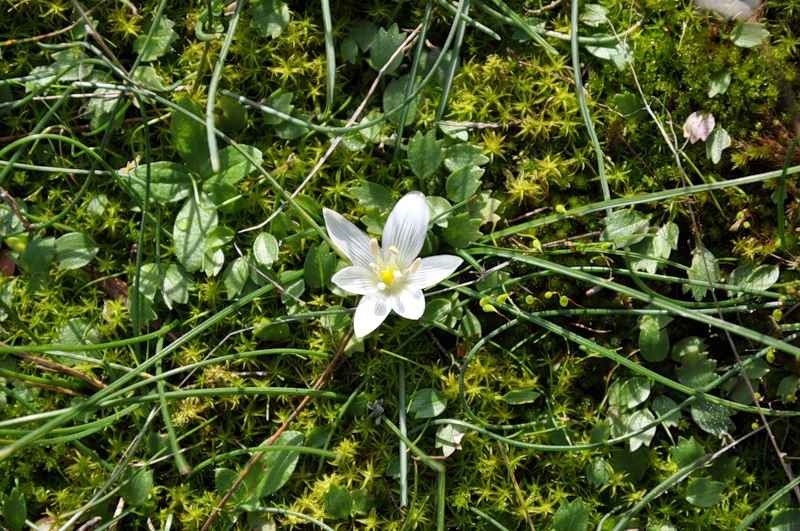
[427,196,452,228]
[685,477,725,507]
[383,74,419,126]
[600,209,650,248]
[224,257,250,298]
[88,86,122,130]
[408,388,447,419]
[174,194,219,273]
[587,458,610,487]
[203,181,242,214]
[162,264,192,309]
[458,308,482,338]
[435,423,466,457]
[585,35,632,70]
[729,22,769,48]
[253,233,280,269]
[243,430,304,499]
[200,144,263,186]
[341,37,359,64]
[205,226,235,250]
[304,242,337,290]
[214,468,248,506]
[324,484,353,519]
[54,232,99,270]
[0,282,14,322]
[349,181,394,212]
[708,68,731,98]
[18,236,56,275]
[468,192,501,226]
[608,377,651,410]
[131,65,165,91]
[87,194,108,217]
[370,24,405,73]
[726,264,779,297]
[171,97,210,172]
[441,212,481,248]
[629,222,679,274]
[638,314,671,362]
[120,467,154,506]
[676,349,718,389]
[3,486,26,531]
[683,247,719,301]
[614,92,647,121]
[627,409,656,451]
[706,127,732,164]
[349,20,379,52]
[444,143,489,173]
[445,165,484,203]
[670,436,706,468]
[248,0,290,39]
[651,395,681,428]
[133,263,160,301]
[691,399,734,437]
[553,498,589,531]
[57,318,100,355]
[128,284,158,323]
[133,16,178,61]
[581,4,609,26]
[502,388,541,405]
[126,161,194,204]
[203,248,225,277]
[609,447,648,483]
[408,130,444,180]
[769,509,800,530]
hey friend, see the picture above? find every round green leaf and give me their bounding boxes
[408,388,447,419]
[324,484,353,519]
[685,477,724,507]
[55,232,99,270]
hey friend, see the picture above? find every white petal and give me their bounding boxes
[353,290,392,338]
[323,208,374,268]
[406,255,463,290]
[332,266,378,295]
[382,191,429,269]
[389,286,426,320]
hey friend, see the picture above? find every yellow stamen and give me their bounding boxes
[380,268,398,285]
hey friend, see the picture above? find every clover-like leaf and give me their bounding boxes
[249,0,290,39]
[133,16,178,61]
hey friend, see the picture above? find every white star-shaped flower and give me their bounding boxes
[323,191,463,338]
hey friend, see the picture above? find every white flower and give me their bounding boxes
[323,191,463,338]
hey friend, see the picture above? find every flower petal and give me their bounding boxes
[382,191,429,269]
[323,208,374,268]
[354,290,392,338]
[331,266,378,295]
[389,286,426,320]
[406,255,463,290]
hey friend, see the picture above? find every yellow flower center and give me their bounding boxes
[380,267,399,286]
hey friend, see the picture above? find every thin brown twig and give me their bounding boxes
[200,329,353,531]
[12,352,106,389]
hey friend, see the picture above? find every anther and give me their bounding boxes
[389,245,400,255]
[370,238,379,258]
[409,257,421,273]
[377,282,387,291]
